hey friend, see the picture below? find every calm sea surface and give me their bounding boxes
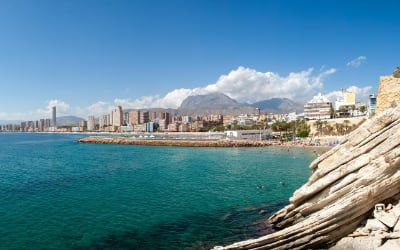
[0,133,322,249]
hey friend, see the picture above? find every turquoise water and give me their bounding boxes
[0,133,320,249]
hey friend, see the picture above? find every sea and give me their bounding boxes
[0,133,323,249]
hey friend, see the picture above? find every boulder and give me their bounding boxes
[373,210,398,228]
[365,219,389,232]
[331,236,383,250]
[377,239,400,249]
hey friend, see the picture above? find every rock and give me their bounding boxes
[376,76,400,114]
[393,66,400,78]
[331,236,383,250]
[392,203,400,217]
[373,210,398,228]
[215,104,400,249]
[365,219,389,232]
[393,220,400,232]
[377,239,400,249]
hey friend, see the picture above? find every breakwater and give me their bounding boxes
[78,136,277,147]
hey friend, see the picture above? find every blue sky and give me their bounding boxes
[1,0,399,120]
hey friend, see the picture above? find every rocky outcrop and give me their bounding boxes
[331,202,400,250]
[393,66,400,78]
[214,103,400,249]
[376,76,400,114]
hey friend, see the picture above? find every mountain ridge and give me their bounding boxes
[179,93,303,114]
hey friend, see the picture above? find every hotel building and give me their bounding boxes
[304,93,332,120]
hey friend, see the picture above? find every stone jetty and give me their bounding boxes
[78,137,276,147]
[213,102,400,249]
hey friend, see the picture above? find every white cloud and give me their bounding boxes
[80,66,337,117]
[84,101,113,117]
[204,66,336,103]
[325,85,373,103]
[36,99,70,117]
[346,56,367,68]
[6,66,338,121]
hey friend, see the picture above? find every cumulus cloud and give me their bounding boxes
[325,85,373,103]
[346,56,367,68]
[99,66,336,112]
[36,99,70,117]
[204,66,336,103]
[77,66,337,118]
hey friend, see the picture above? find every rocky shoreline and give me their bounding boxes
[212,103,400,249]
[78,136,280,147]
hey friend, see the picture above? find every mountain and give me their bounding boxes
[57,116,85,126]
[251,98,304,113]
[179,93,243,110]
[179,93,303,114]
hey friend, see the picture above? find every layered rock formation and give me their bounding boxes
[376,76,400,114]
[214,103,400,249]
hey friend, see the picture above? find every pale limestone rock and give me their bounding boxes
[365,219,389,232]
[376,76,400,114]
[215,104,400,249]
[377,239,400,250]
[392,204,400,217]
[393,220,400,232]
[374,210,399,228]
[331,236,383,250]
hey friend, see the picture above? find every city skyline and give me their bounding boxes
[1,0,399,120]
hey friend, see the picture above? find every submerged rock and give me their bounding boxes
[214,103,400,249]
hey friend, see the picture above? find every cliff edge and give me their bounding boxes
[214,102,400,249]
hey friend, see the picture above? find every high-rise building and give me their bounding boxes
[368,94,377,115]
[87,115,95,131]
[39,119,45,132]
[160,112,170,127]
[129,111,139,125]
[111,106,123,127]
[52,106,57,127]
[140,111,149,124]
[123,112,129,125]
[151,112,157,121]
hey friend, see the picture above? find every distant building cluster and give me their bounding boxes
[0,88,380,134]
[1,106,58,132]
[303,90,376,121]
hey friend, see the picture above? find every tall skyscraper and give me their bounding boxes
[111,106,123,127]
[87,115,95,131]
[52,106,57,127]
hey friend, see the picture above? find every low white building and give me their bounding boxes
[225,129,272,140]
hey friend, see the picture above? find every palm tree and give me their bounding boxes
[351,105,356,117]
[343,120,351,133]
[359,105,366,114]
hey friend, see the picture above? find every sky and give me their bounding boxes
[1,0,399,121]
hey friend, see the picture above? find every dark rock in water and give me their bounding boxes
[248,220,276,236]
